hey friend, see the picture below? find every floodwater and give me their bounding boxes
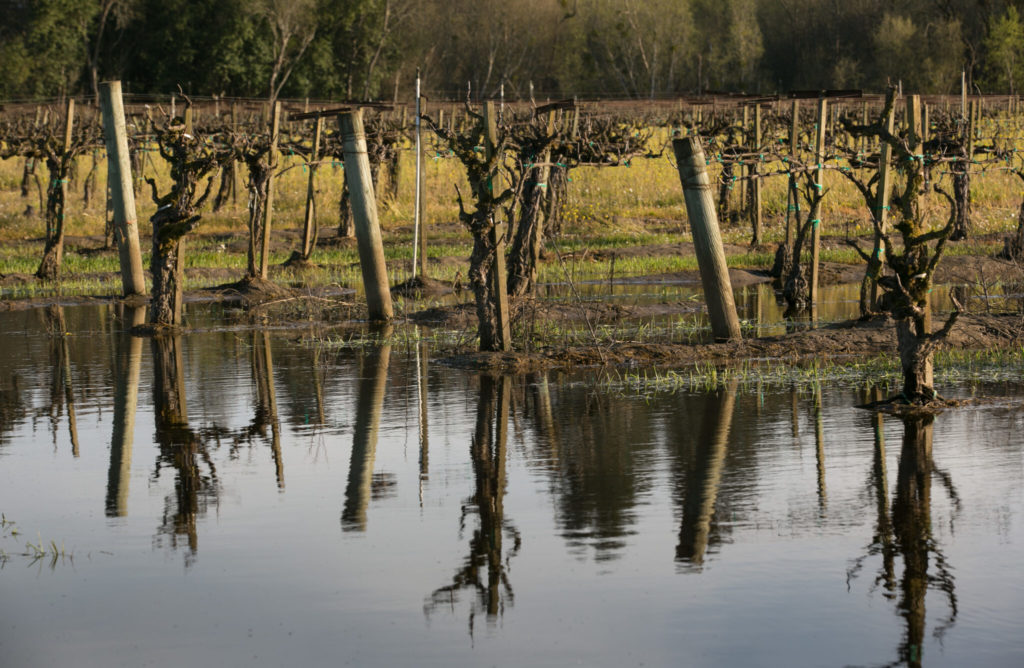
[1,304,1023,667]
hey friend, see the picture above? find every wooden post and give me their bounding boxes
[413,72,427,278]
[787,99,799,248]
[739,105,749,213]
[860,101,869,153]
[672,136,742,341]
[338,109,394,321]
[300,115,323,259]
[905,94,932,387]
[257,102,280,279]
[484,101,511,351]
[231,102,239,206]
[810,97,827,306]
[417,98,428,278]
[968,99,977,158]
[869,100,896,310]
[751,104,762,245]
[99,81,147,297]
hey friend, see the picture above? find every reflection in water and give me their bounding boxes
[341,339,392,532]
[549,387,648,561]
[675,380,737,568]
[150,335,219,563]
[528,372,560,463]
[850,414,959,668]
[814,385,827,516]
[231,331,285,489]
[43,306,80,456]
[426,375,521,632]
[105,305,145,516]
[417,339,429,502]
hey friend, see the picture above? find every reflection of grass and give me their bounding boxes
[607,346,1024,396]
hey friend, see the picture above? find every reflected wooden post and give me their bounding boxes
[532,372,560,461]
[98,81,147,297]
[254,331,284,489]
[869,389,895,587]
[672,136,742,341]
[342,335,392,531]
[106,305,145,516]
[790,385,799,438]
[338,110,394,321]
[677,379,737,566]
[491,375,511,614]
[417,338,430,494]
[475,374,511,616]
[814,384,827,515]
[45,306,80,457]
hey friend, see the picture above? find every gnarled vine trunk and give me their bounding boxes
[149,201,197,327]
[36,156,70,281]
[244,157,272,279]
[338,178,355,239]
[950,163,971,241]
[507,165,546,297]
[895,316,935,402]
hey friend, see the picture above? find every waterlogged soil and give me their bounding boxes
[445,312,1023,373]
[2,229,1023,372]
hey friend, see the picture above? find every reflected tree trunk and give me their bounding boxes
[151,335,217,562]
[342,338,392,532]
[426,375,520,630]
[849,413,958,668]
[892,415,935,668]
[106,305,145,516]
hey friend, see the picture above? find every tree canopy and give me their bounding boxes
[1,0,1023,101]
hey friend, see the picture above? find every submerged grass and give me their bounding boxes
[0,513,74,569]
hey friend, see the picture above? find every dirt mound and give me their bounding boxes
[206,276,297,303]
[0,272,34,286]
[392,275,454,298]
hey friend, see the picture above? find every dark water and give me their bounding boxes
[1,304,1023,667]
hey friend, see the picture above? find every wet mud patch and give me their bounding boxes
[440,313,1024,373]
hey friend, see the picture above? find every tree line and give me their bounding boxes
[3,0,1024,102]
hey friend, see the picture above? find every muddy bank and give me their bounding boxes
[442,312,1024,373]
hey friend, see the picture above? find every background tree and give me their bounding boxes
[983,6,1024,94]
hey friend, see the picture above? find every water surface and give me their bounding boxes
[1,304,1022,667]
